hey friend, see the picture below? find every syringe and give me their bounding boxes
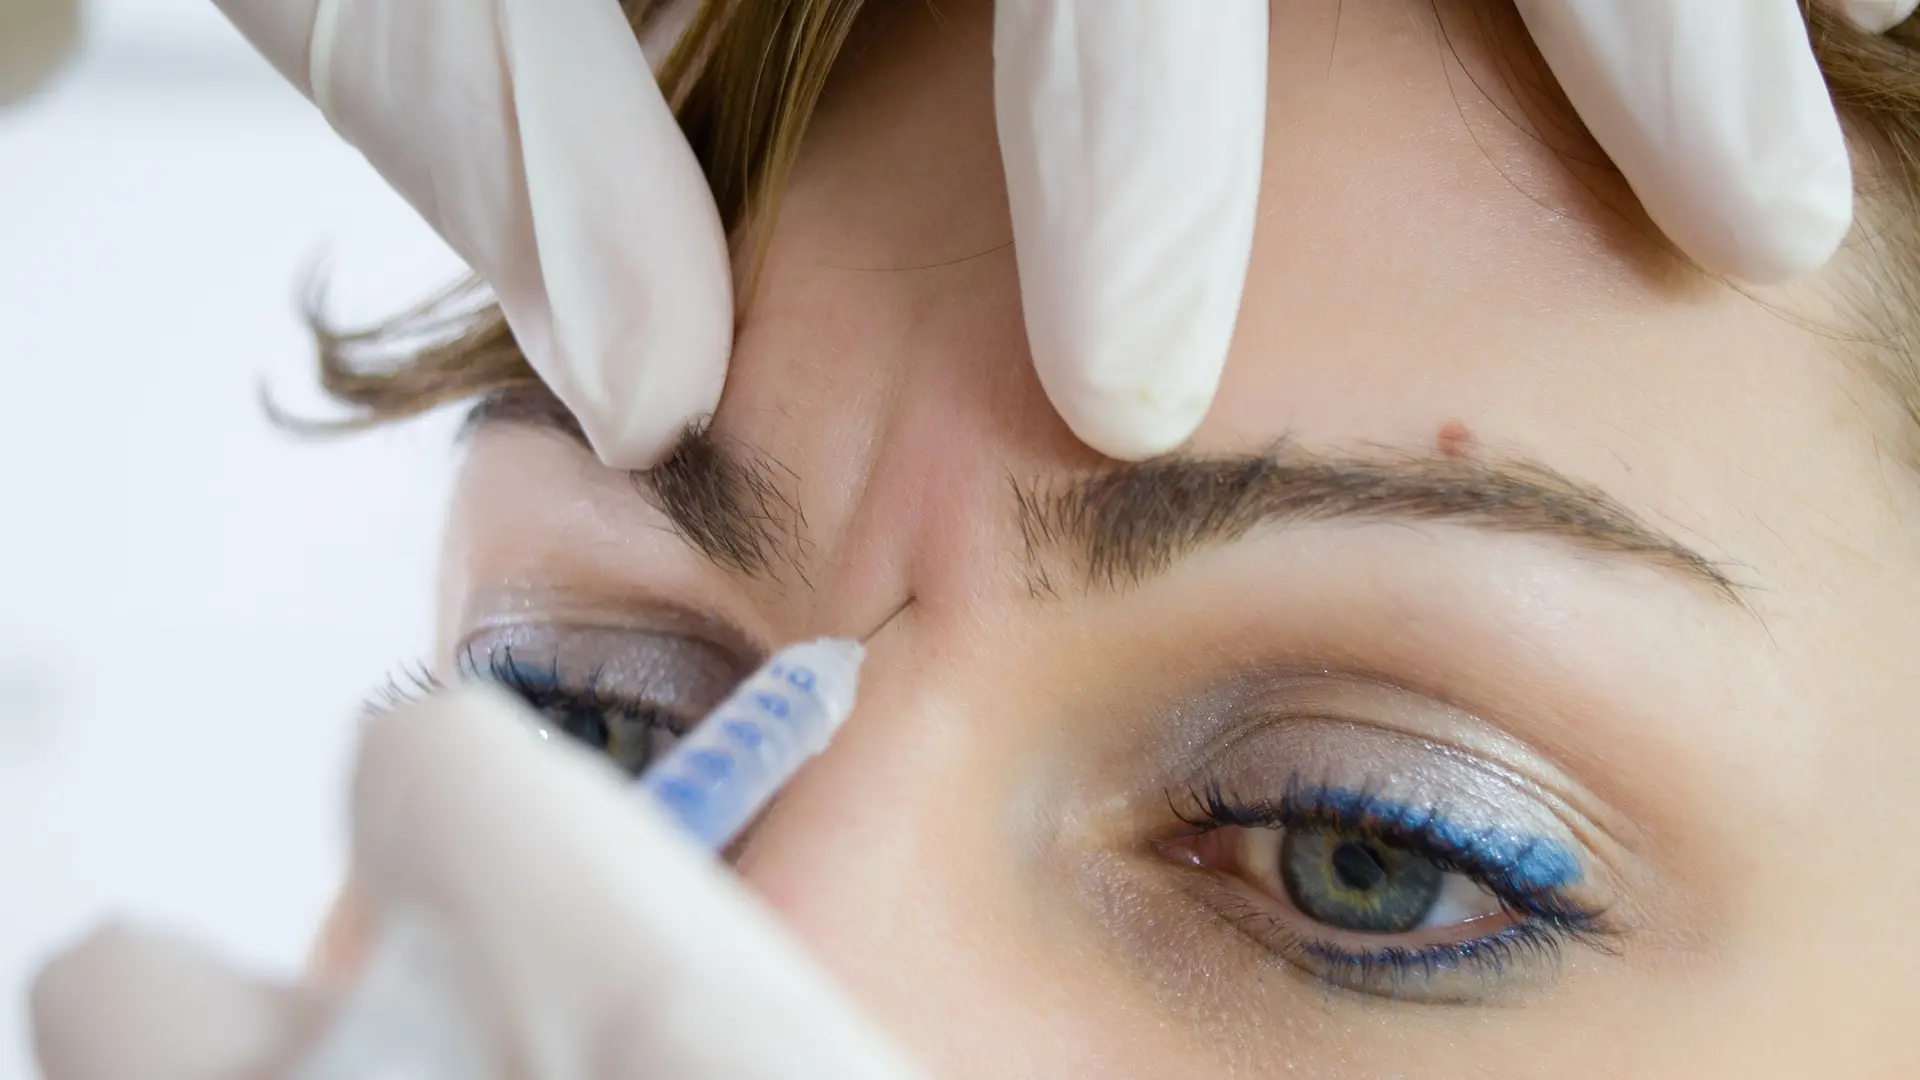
[635,637,865,849]
[287,639,869,1080]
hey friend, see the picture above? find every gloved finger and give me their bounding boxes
[212,0,732,468]
[30,923,322,1080]
[1515,0,1854,283]
[1817,0,1920,34]
[341,687,924,1079]
[994,0,1268,461]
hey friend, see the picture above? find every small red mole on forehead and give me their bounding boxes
[1436,420,1476,459]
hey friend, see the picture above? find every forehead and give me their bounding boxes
[714,0,1875,538]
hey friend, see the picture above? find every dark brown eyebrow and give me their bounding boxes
[466,385,804,582]
[1009,445,1740,603]
[468,386,1736,604]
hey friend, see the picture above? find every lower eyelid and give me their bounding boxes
[1190,861,1531,970]
[1160,820,1619,998]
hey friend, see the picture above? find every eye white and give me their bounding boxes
[1235,827,1506,931]
[1414,874,1503,931]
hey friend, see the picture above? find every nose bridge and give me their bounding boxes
[728,629,1173,1078]
[803,286,1101,642]
[730,644,1012,1050]
[734,631,981,940]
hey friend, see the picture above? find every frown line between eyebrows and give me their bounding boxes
[1010,443,1742,605]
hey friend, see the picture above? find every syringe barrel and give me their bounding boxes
[635,638,866,850]
[287,639,870,1080]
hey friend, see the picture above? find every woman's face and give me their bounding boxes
[408,0,1920,1074]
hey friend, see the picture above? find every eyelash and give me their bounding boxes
[369,648,684,755]
[375,661,1614,992]
[1172,779,1617,992]
[365,660,444,716]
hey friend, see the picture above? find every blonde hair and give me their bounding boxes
[306,2,1920,451]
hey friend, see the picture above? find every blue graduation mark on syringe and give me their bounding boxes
[635,639,866,851]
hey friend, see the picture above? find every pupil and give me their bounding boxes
[1279,826,1446,935]
[555,706,610,751]
[1331,841,1388,892]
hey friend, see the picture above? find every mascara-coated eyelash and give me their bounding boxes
[1170,778,1617,996]
[364,660,442,717]
[369,646,688,775]
[372,645,666,716]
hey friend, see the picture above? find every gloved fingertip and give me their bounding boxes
[1650,110,1855,283]
[1523,0,1856,283]
[343,691,931,1080]
[1707,163,1855,284]
[488,291,723,471]
[348,684,567,874]
[996,0,1261,463]
[1042,367,1213,461]
[503,0,735,474]
[31,923,319,1080]
[347,683,698,919]
[578,401,709,471]
[1819,0,1920,33]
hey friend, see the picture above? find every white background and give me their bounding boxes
[0,3,465,1076]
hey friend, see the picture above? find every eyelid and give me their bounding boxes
[456,620,755,723]
[1153,675,1635,878]
[456,587,770,663]
[1165,785,1618,1000]
[1139,665,1645,864]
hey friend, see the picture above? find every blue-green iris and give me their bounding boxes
[1280,826,1443,934]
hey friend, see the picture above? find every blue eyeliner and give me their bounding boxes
[1276,784,1583,895]
[1178,777,1611,995]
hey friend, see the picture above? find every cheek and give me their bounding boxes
[725,671,1226,1077]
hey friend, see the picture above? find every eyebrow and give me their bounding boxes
[1009,445,1740,603]
[469,386,1736,604]
[467,385,805,581]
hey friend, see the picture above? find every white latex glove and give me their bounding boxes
[211,0,1912,467]
[1515,0,1915,286]
[30,687,925,1080]
[212,0,734,469]
[0,0,82,106]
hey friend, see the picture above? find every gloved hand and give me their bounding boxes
[211,0,1913,469]
[30,687,926,1080]
[1513,0,1916,285]
[0,0,81,107]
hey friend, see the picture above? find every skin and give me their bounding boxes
[319,1,1920,1075]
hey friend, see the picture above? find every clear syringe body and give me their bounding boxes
[286,638,867,1080]
[635,637,866,849]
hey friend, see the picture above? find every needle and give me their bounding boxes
[859,595,915,643]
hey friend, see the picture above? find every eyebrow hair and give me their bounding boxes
[1009,444,1740,603]
[467,387,1735,604]
[466,386,804,581]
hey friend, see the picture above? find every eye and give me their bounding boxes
[1196,823,1507,937]
[1162,783,1609,999]
[450,623,750,777]
[1284,826,1445,933]
[499,668,688,776]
